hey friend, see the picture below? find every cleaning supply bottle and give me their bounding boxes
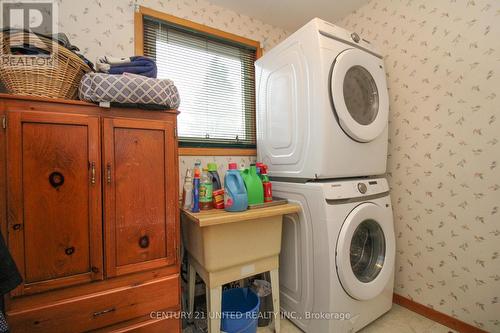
[192,168,200,213]
[260,164,273,203]
[208,163,224,209]
[255,162,264,178]
[212,188,225,209]
[224,163,248,212]
[207,162,222,190]
[260,164,270,183]
[182,169,193,210]
[241,164,264,205]
[199,168,213,210]
[193,161,201,179]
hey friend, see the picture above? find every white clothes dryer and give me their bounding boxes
[256,18,389,180]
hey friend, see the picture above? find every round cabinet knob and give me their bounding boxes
[49,171,65,188]
[65,246,75,256]
[357,183,367,194]
[139,235,150,249]
[351,32,361,43]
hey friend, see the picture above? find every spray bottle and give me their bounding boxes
[182,169,193,210]
[192,168,201,213]
[261,164,273,203]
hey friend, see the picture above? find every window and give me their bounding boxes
[141,11,258,149]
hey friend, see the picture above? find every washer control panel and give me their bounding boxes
[322,177,389,200]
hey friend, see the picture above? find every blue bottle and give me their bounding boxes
[224,163,248,212]
[192,168,200,213]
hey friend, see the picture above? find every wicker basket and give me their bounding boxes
[0,31,91,100]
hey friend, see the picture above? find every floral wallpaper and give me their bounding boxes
[338,0,500,331]
[55,0,288,186]
[56,0,289,62]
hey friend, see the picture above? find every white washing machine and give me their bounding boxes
[274,178,395,332]
[256,18,389,180]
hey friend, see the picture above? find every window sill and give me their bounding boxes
[179,147,256,156]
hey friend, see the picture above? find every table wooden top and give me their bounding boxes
[181,203,300,227]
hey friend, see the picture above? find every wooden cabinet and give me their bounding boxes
[103,118,178,277]
[0,94,180,333]
[6,112,103,296]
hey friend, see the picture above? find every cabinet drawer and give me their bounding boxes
[93,315,180,333]
[8,275,179,333]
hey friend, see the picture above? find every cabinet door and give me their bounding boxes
[103,117,178,277]
[7,111,103,296]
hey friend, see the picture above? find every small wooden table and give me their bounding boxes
[181,204,300,333]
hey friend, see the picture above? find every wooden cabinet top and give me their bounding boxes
[0,92,97,106]
[181,204,300,227]
[0,93,178,118]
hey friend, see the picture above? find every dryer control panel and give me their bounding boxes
[322,177,389,200]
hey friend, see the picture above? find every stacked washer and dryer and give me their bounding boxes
[255,18,395,332]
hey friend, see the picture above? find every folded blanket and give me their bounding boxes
[96,56,157,78]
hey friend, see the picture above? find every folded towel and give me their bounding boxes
[96,56,157,78]
[96,55,131,66]
[107,58,155,69]
[109,63,156,78]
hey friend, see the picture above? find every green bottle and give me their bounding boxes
[199,168,213,210]
[241,164,264,205]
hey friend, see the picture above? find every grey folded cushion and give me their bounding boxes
[79,72,180,109]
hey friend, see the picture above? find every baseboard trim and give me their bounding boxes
[393,293,487,333]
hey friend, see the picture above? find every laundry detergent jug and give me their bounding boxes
[224,163,248,212]
[241,164,264,205]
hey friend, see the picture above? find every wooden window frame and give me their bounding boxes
[134,6,260,156]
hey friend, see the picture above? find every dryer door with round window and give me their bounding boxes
[335,202,395,301]
[330,48,389,142]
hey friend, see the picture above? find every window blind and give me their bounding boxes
[143,16,257,148]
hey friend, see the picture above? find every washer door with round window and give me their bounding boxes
[330,48,389,143]
[336,202,395,301]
